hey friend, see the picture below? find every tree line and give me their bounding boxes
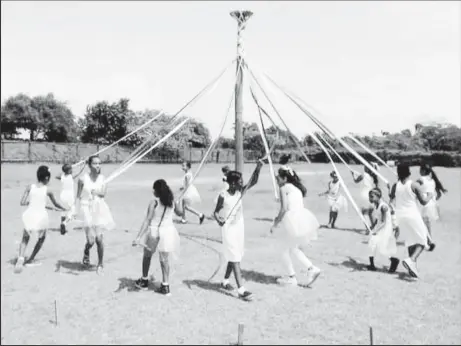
[2,93,460,162]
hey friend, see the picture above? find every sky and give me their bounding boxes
[1,1,460,139]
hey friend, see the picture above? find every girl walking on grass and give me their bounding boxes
[272,166,321,287]
[389,164,434,279]
[76,155,115,275]
[318,171,348,229]
[55,162,85,235]
[179,161,205,225]
[15,166,68,273]
[213,160,264,301]
[132,179,182,296]
[352,163,379,233]
[366,188,400,273]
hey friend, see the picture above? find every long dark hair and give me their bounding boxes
[153,179,174,207]
[420,162,447,195]
[279,167,307,197]
[397,164,411,182]
[226,171,243,192]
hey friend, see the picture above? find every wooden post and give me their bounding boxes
[54,299,58,326]
[369,326,373,345]
[237,323,244,345]
[28,141,32,162]
[231,10,253,175]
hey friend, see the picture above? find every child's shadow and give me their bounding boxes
[328,257,388,273]
[183,279,235,298]
[54,260,92,275]
[115,277,158,293]
[395,272,417,283]
[335,227,367,235]
[241,269,279,285]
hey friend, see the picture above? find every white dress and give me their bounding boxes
[359,173,375,209]
[148,200,180,259]
[394,180,429,247]
[219,191,245,262]
[214,176,229,204]
[327,180,348,212]
[60,173,75,216]
[368,201,397,258]
[182,171,201,205]
[419,176,439,221]
[80,173,115,230]
[22,184,49,232]
[278,184,319,247]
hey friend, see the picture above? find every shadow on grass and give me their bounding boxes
[114,277,158,293]
[179,232,222,249]
[360,240,405,246]
[253,217,273,223]
[241,269,279,285]
[328,256,389,273]
[395,272,417,282]
[183,279,235,299]
[54,260,92,275]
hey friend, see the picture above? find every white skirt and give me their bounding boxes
[80,198,115,230]
[183,185,201,205]
[328,194,348,212]
[420,200,439,222]
[22,207,49,232]
[368,223,397,258]
[279,208,319,247]
[150,222,180,259]
[396,209,429,247]
[60,190,75,216]
[221,217,245,262]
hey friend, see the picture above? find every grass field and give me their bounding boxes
[1,162,460,345]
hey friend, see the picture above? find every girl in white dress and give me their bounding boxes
[76,155,115,275]
[389,164,434,279]
[133,179,183,296]
[213,161,263,301]
[417,162,447,248]
[367,188,400,273]
[55,162,85,235]
[179,161,205,224]
[319,171,348,228]
[15,166,68,273]
[352,164,379,233]
[272,166,321,287]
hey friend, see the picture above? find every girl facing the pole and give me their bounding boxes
[15,166,68,273]
[367,188,400,273]
[417,162,447,248]
[76,155,115,275]
[179,161,205,225]
[318,171,348,229]
[132,179,182,296]
[389,163,434,279]
[213,160,264,301]
[272,166,321,287]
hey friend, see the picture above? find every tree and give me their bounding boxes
[1,94,40,140]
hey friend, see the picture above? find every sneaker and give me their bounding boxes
[388,258,400,273]
[238,290,253,301]
[135,278,149,290]
[25,259,42,267]
[276,276,298,286]
[367,265,377,271]
[96,265,104,276]
[180,219,187,224]
[199,214,205,225]
[428,243,436,252]
[402,258,419,278]
[305,266,321,286]
[60,223,67,235]
[14,257,25,274]
[82,253,90,267]
[220,282,235,291]
[159,283,171,296]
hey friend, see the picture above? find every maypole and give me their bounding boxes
[230,10,253,174]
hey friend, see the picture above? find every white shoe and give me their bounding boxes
[276,276,298,286]
[402,258,419,278]
[305,266,321,286]
[14,257,25,274]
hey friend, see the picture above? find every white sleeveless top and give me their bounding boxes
[394,180,418,212]
[220,190,243,224]
[374,200,392,229]
[362,173,375,191]
[81,173,105,202]
[419,175,436,200]
[150,200,175,228]
[28,184,48,210]
[281,184,304,212]
[183,171,193,188]
[328,180,340,199]
[61,173,74,193]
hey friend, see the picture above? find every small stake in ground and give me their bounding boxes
[369,326,373,345]
[237,323,244,345]
[54,299,58,326]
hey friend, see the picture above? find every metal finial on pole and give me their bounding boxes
[230,10,253,174]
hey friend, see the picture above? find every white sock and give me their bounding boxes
[222,278,230,285]
[162,282,169,286]
[142,276,148,280]
[237,286,246,295]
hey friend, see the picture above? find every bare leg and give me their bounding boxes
[330,211,339,228]
[95,233,104,269]
[142,249,153,278]
[83,227,95,266]
[15,231,30,273]
[224,262,233,280]
[231,262,244,288]
[25,231,46,263]
[159,252,170,284]
[411,244,424,262]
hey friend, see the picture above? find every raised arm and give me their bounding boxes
[134,200,158,243]
[20,184,32,206]
[243,160,264,192]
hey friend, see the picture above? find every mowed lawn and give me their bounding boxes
[1,162,460,345]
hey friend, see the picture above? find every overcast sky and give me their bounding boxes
[1,1,460,138]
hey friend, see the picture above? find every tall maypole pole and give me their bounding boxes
[230,10,253,174]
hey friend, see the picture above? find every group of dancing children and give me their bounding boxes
[15,153,446,300]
